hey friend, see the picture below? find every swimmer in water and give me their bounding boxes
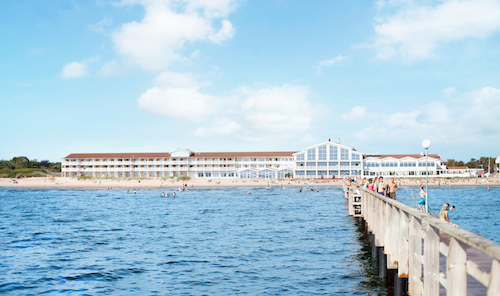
[246,191,251,194]
[173,192,176,197]
[299,187,302,192]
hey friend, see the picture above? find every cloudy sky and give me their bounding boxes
[1,0,500,162]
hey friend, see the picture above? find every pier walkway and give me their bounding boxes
[343,181,500,296]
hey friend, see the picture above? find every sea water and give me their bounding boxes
[0,186,498,295]
[0,186,385,295]
[396,186,500,244]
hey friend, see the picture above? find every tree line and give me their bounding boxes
[0,156,61,178]
[443,156,498,173]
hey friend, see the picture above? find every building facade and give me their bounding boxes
[62,141,479,179]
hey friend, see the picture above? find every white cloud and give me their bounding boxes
[61,61,88,78]
[192,117,241,137]
[340,106,367,120]
[340,86,500,147]
[97,60,126,76]
[316,55,348,74]
[112,0,236,70]
[137,73,320,142]
[371,0,500,60]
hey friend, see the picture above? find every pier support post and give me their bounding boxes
[378,247,388,282]
[394,274,408,296]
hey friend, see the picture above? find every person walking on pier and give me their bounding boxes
[387,178,398,200]
[418,186,426,212]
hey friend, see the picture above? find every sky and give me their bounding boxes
[1,0,500,162]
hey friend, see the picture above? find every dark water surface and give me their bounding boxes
[0,186,386,295]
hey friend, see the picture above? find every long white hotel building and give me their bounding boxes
[62,141,480,179]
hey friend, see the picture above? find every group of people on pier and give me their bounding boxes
[358,176,399,199]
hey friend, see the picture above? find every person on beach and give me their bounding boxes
[439,203,458,227]
[376,177,386,196]
[387,178,398,200]
[418,186,426,212]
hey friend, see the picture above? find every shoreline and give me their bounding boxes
[0,177,498,189]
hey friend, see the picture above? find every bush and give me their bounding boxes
[177,176,191,181]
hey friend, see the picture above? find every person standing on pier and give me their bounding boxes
[387,178,398,200]
[376,177,386,196]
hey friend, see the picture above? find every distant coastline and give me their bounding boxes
[0,177,498,189]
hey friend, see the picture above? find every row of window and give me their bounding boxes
[296,145,361,161]
[67,157,294,163]
[296,162,361,167]
[295,170,361,176]
[365,162,436,167]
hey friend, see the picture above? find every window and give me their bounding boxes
[318,162,327,166]
[340,148,349,160]
[352,154,360,160]
[296,171,305,176]
[297,162,305,167]
[296,153,305,161]
[330,146,338,160]
[340,162,349,166]
[329,162,338,166]
[307,148,316,160]
[198,173,204,177]
[366,162,379,167]
[307,162,316,167]
[318,146,327,160]
[259,158,265,161]
[352,162,360,166]
[307,171,316,176]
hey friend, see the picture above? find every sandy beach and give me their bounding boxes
[0,176,498,189]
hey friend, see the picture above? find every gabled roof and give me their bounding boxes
[64,153,172,159]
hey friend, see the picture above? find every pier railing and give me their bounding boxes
[343,182,500,296]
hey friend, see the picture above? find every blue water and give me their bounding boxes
[395,186,500,244]
[0,187,385,295]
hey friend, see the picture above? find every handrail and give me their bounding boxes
[361,188,500,262]
[343,179,500,296]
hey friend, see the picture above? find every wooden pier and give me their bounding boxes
[343,181,500,296]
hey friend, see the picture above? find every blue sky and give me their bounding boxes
[1,0,500,162]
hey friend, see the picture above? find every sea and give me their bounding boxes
[0,186,498,295]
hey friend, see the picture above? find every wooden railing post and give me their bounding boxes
[398,210,409,278]
[447,237,467,296]
[488,259,500,296]
[390,205,400,266]
[424,222,440,296]
[409,215,422,296]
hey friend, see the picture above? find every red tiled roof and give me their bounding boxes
[64,153,172,159]
[194,152,297,157]
[64,151,297,159]
[365,154,441,160]
[447,166,469,170]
